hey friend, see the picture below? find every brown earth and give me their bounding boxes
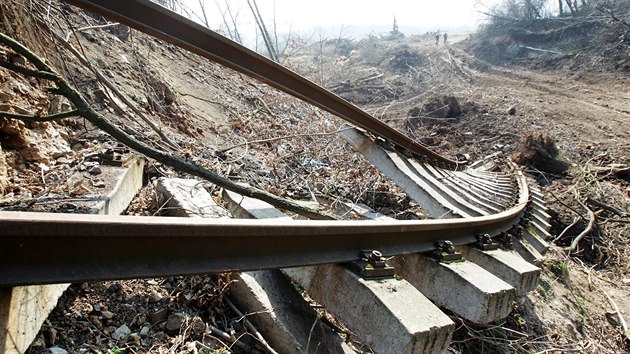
[0,1,629,353]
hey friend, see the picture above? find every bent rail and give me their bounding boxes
[0,1,536,287]
[0,170,526,286]
[62,0,459,169]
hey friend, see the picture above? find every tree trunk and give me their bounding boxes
[565,0,576,15]
[225,1,242,44]
[247,0,278,61]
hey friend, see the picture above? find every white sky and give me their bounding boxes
[262,0,486,30]
[182,0,500,42]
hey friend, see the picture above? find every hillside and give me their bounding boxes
[0,1,629,353]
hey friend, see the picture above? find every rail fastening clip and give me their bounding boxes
[349,250,395,279]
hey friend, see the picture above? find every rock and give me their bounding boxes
[164,86,176,105]
[9,52,27,65]
[139,325,150,337]
[93,180,106,188]
[111,324,131,340]
[190,316,206,338]
[46,347,68,354]
[419,136,437,146]
[43,326,57,346]
[89,315,103,329]
[88,166,102,175]
[101,310,115,319]
[508,106,517,115]
[165,312,186,335]
[30,336,46,351]
[108,282,123,293]
[0,145,7,195]
[11,81,31,94]
[12,104,34,115]
[149,307,168,323]
[149,290,163,303]
[0,91,13,102]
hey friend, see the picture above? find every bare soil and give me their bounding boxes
[0,1,628,353]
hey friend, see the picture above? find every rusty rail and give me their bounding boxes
[0,169,526,286]
[0,1,535,287]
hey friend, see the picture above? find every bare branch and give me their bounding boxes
[43,19,180,150]
[0,31,337,220]
[218,126,353,153]
[564,197,596,252]
[0,110,79,122]
[0,60,58,81]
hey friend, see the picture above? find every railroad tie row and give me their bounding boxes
[156,170,548,353]
[341,127,520,220]
[341,126,552,263]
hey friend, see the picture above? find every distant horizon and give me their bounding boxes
[179,0,493,48]
[284,23,477,39]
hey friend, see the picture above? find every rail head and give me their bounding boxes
[0,171,528,286]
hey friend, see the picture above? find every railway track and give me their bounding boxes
[0,0,550,286]
[0,1,553,352]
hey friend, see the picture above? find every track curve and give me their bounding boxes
[0,0,545,288]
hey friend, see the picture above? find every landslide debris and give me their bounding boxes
[515,133,570,174]
[0,0,628,353]
[466,1,630,72]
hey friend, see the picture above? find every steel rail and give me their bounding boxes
[61,0,459,169]
[0,1,532,287]
[0,171,527,287]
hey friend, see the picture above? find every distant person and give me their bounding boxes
[435,33,440,45]
[444,32,448,45]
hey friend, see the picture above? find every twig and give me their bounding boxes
[602,218,630,224]
[602,289,629,339]
[43,19,180,150]
[0,31,337,220]
[519,45,562,55]
[564,198,596,252]
[65,22,121,41]
[591,165,630,177]
[553,216,579,243]
[305,315,321,354]
[179,92,226,106]
[208,324,258,353]
[224,297,278,354]
[253,96,274,117]
[0,109,79,122]
[586,197,628,217]
[0,59,58,80]
[218,127,353,153]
